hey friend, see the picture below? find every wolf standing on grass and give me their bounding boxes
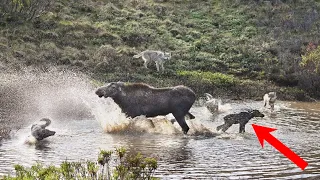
[133,50,171,72]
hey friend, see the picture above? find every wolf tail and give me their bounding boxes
[133,53,142,58]
[39,118,51,128]
[204,93,213,101]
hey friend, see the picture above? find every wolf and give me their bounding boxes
[31,118,56,141]
[204,93,219,114]
[263,92,277,111]
[133,50,171,71]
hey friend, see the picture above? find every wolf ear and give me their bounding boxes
[164,52,172,58]
[204,93,213,100]
[116,82,125,93]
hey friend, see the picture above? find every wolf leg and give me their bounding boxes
[155,61,160,71]
[142,57,149,69]
[217,123,232,132]
[239,123,246,133]
[270,103,274,111]
[160,61,165,71]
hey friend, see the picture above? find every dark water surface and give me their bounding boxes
[0,101,320,179]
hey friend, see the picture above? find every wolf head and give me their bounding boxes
[163,52,171,60]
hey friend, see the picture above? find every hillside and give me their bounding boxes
[1,0,320,101]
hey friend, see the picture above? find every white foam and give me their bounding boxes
[85,97,130,133]
[218,101,233,113]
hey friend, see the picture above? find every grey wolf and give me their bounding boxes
[203,93,232,114]
[204,93,219,114]
[31,118,56,141]
[95,82,196,134]
[133,50,171,71]
[216,110,264,133]
[263,92,277,111]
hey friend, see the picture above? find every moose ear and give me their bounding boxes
[118,86,127,96]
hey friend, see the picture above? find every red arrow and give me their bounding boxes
[252,124,308,170]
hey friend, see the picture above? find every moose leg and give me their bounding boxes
[187,112,195,119]
[173,113,190,134]
[170,112,195,124]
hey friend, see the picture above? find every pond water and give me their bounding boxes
[0,70,319,179]
[0,101,319,179]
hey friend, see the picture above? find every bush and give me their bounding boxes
[0,0,55,23]
[177,70,239,87]
[301,45,320,73]
[2,147,158,180]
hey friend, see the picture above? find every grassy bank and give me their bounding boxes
[1,0,320,101]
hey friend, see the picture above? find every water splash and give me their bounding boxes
[217,99,233,113]
[0,67,218,137]
[85,97,130,133]
[0,68,93,122]
[24,135,37,145]
[0,67,132,136]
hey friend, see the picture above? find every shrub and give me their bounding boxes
[0,0,55,23]
[2,147,158,180]
[93,44,118,62]
[177,70,239,87]
[301,45,320,73]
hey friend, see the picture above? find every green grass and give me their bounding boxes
[1,0,320,100]
[177,71,238,87]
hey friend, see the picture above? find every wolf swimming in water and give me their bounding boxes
[204,93,219,114]
[133,50,171,71]
[263,92,277,111]
[31,118,56,141]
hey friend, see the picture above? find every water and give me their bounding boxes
[0,69,320,179]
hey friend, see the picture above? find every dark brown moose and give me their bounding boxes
[95,82,196,134]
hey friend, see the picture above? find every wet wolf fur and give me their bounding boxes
[133,50,171,71]
[95,82,196,134]
[204,93,219,114]
[264,92,277,111]
[217,110,264,133]
[31,118,56,141]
